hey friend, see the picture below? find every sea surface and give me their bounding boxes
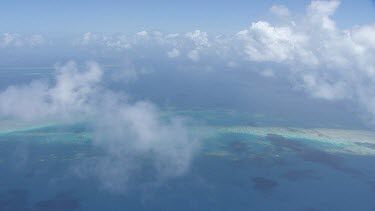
[1,113,375,211]
[1,68,375,210]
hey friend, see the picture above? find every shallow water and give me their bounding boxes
[1,121,375,211]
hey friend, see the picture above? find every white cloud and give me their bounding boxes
[88,101,197,191]
[77,30,214,61]
[0,33,45,48]
[79,32,131,49]
[237,0,375,123]
[136,30,149,37]
[184,30,211,61]
[166,33,179,39]
[300,74,349,100]
[227,61,238,68]
[82,32,96,44]
[307,0,340,30]
[187,49,200,62]
[351,24,375,49]
[167,48,180,58]
[0,61,199,192]
[260,68,276,78]
[270,4,290,17]
[28,34,45,46]
[237,21,314,65]
[70,1,375,125]
[185,30,210,48]
[0,61,101,122]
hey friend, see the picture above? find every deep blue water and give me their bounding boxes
[1,128,375,211]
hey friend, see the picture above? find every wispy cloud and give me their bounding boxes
[0,61,199,193]
[269,4,290,18]
[0,33,45,48]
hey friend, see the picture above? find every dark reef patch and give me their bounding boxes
[247,154,287,168]
[0,189,29,211]
[251,177,278,192]
[0,189,81,211]
[265,134,361,176]
[31,192,81,211]
[283,169,320,181]
[354,142,375,150]
[226,140,249,153]
[229,158,251,168]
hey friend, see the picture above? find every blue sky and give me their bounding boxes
[0,0,374,34]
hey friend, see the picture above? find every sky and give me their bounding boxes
[0,0,374,34]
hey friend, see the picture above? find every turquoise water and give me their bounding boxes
[1,121,375,211]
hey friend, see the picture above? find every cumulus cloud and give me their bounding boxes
[0,61,101,122]
[0,33,45,48]
[71,1,375,124]
[351,24,375,48]
[79,32,131,49]
[136,30,149,37]
[0,61,199,193]
[236,0,375,123]
[187,49,200,62]
[185,30,210,48]
[77,30,213,61]
[270,4,290,17]
[307,0,340,30]
[79,31,170,49]
[167,48,180,58]
[237,21,312,64]
[185,30,211,61]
